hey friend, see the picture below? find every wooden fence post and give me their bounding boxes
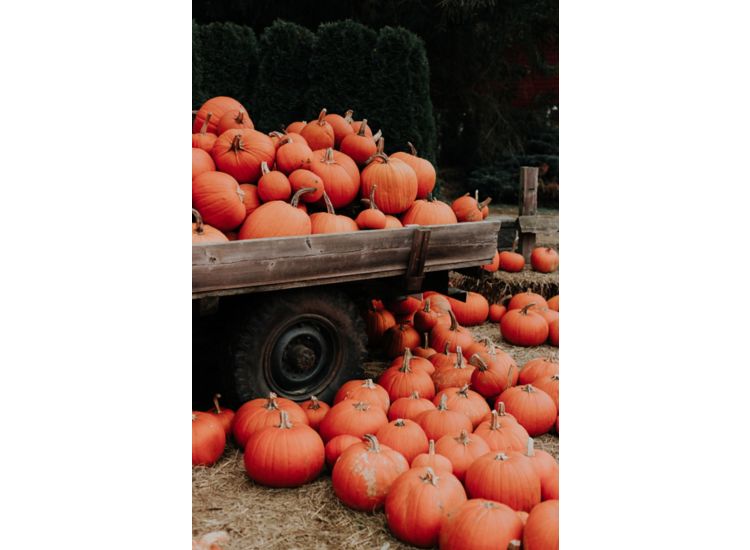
[519,166,539,262]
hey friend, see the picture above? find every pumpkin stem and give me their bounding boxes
[420,466,439,486]
[423,332,430,349]
[475,189,479,202]
[456,429,471,446]
[400,348,413,373]
[394,418,407,427]
[407,141,418,156]
[234,110,246,124]
[508,541,521,550]
[365,138,388,165]
[363,433,381,452]
[344,109,354,123]
[323,147,337,164]
[522,384,535,393]
[493,452,510,461]
[316,108,327,125]
[192,413,198,422]
[372,129,383,143]
[308,396,321,410]
[229,134,246,153]
[520,303,537,315]
[277,410,293,429]
[423,299,431,313]
[362,378,376,389]
[264,395,280,410]
[437,393,449,411]
[410,390,421,399]
[357,119,369,137]
[454,348,464,369]
[322,192,336,215]
[212,393,222,414]
[479,197,492,209]
[457,385,471,398]
[268,130,285,139]
[489,410,501,430]
[470,353,488,371]
[260,161,270,176]
[506,365,515,391]
[353,401,371,411]
[496,401,508,417]
[199,112,211,135]
[192,208,205,235]
[428,439,436,455]
[290,187,316,207]
[526,437,535,457]
[448,309,459,331]
[368,184,379,210]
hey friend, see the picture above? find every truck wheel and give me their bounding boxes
[228,289,366,404]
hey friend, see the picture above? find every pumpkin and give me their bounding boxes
[446,291,489,326]
[500,304,549,346]
[324,434,360,469]
[340,119,378,165]
[470,347,518,398]
[288,169,324,203]
[547,295,559,312]
[382,323,421,359]
[300,108,335,151]
[192,209,229,245]
[549,318,559,347]
[211,129,275,184]
[275,136,313,175]
[391,141,436,199]
[286,120,306,134]
[476,190,491,218]
[525,438,559,501]
[517,510,529,526]
[482,250,500,272]
[324,109,355,147]
[192,412,226,466]
[497,385,557,436]
[192,113,217,152]
[309,148,359,209]
[533,374,559,410]
[238,188,313,239]
[519,358,559,385]
[422,291,452,313]
[238,183,260,216]
[333,378,390,412]
[430,310,474,354]
[192,171,246,231]
[232,392,309,448]
[332,434,409,511]
[413,299,443,334]
[387,350,435,375]
[350,118,374,137]
[473,410,529,453]
[464,451,541,511]
[300,395,330,431]
[216,108,254,134]
[375,418,429,464]
[269,130,308,150]
[319,400,389,442]
[531,247,559,273]
[364,300,396,346]
[384,215,404,229]
[432,349,476,393]
[243,410,324,487]
[385,466,467,547]
[192,148,215,180]
[481,400,521,425]
[461,337,490,359]
[433,385,490,427]
[416,394,473,441]
[355,184,387,229]
[310,192,359,234]
[257,161,291,202]
[205,393,234,435]
[429,342,458,371]
[499,251,525,272]
[531,305,559,326]
[386,295,423,317]
[435,429,490,482]
[360,138,418,214]
[388,391,437,422]
[412,333,437,362]
[379,348,436,401]
[193,96,244,134]
[439,499,524,550]
[412,439,453,471]
[508,290,548,311]
[451,192,491,223]
[489,303,507,322]
[401,195,458,226]
[523,500,559,550]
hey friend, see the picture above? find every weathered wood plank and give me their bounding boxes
[518,214,559,233]
[192,221,501,298]
[518,166,539,262]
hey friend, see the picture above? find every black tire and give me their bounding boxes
[227,288,366,405]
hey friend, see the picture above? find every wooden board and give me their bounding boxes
[518,214,558,233]
[192,221,501,298]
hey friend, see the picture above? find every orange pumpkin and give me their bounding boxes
[500,304,549,346]
[238,183,260,216]
[324,434,360,469]
[360,138,418,215]
[318,400,389,442]
[433,385,490,427]
[549,318,559,347]
[439,499,523,550]
[192,148,215,180]
[192,171,246,231]
[204,393,235,435]
[482,250,500,272]
[192,113,217,152]
[499,250,525,272]
[547,295,559,311]
[383,215,404,229]
[469,345,518,398]
[340,119,379,165]
[300,395,330,431]
[192,209,229,245]
[211,129,275,184]
[193,96,244,134]
[216,108,254,134]
[416,394,473,442]
[192,411,226,466]
[446,291,490,326]
[496,385,557,436]
[378,348,436,401]
[473,409,529,453]
[401,195,458,226]
[523,500,559,550]
[464,451,541,512]
[232,393,309,449]
[489,303,507,322]
[300,108,335,151]
[524,438,559,501]
[387,391,437,423]
[310,192,359,234]
[333,378,390,412]
[288,169,324,203]
[411,438,453,472]
[530,247,559,273]
[364,300,396,347]
[391,141,436,199]
[238,187,313,239]
[382,323,421,359]
[257,161,291,202]
[430,310,474,354]
[375,418,429,464]
[519,358,559,385]
[324,109,355,147]
[355,185,387,230]
[508,290,548,311]
[435,429,490,482]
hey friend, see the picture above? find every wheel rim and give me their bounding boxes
[262,314,341,398]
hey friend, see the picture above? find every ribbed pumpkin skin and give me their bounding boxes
[318,401,389,442]
[499,251,525,272]
[401,199,458,226]
[488,304,507,322]
[238,201,311,239]
[275,139,313,175]
[386,296,423,316]
[243,413,324,487]
[508,291,548,311]
[447,292,489,326]
[414,299,443,333]
[310,211,358,234]
[192,171,246,232]
[549,318,559,346]
[388,351,435,375]
[300,397,330,431]
[519,358,559,385]
[391,146,436,199]
[382,323,421,359]
[332,435,409,511]
[192,214,229,245]
[231,396,309,449]
[193,96,245,134]
[525,441,559,502]
[211,129,275,184]
[497,385,557,436]
[435,430,490,482]
[192,148,216,179]
[375,419,429,464]
[300,111,335,151]
[533,374,559,410]
[324,112,355,147]
[365,303,396,347]
[385,467,467,548]
[470,349,518,398]
[430,312,474,354]
[360,156,418,214]
[285,121,306,134]
[257,166,291,202]
[193,114,218,151]
[387,393,437,422]
[340,127,378,165]
[333,379,390,412]
[451,195,484,222]
[204,396,235,435]
[464,451,541,512]
[216,109,254,134]
[531,305,559,326]
[500,306,549,346]
[473,411,530,453]
[238,183,260,216]
[531,247,559,273]
[432,353,476,393]
[524,500,559,550]
[415,396,473,441]
[379,351,436,401]
[433,386,490,428]
[547,295,559,311]
[309,148,359,208]
[439,499,524,550]
[324,434,360,469]
[192,412,226,466]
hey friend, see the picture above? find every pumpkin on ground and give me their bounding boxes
[205,393,234,434]
[386,295,423,316]
[446,291,490,326]
[300,108,335,151]
[309,147,359,208]
[531,247,559,273]
[473,409,530,453]
[385,467,466,548]
[500,304,549,346]
[547,295,559,311]
[332,434,409,511]
[412,333,437,362]
[193,96,245,134]
[489,303,507,322]
[412,439,453,472]
[382,323,421,359]
[429,342,459,371]
[243,410,324,487]
[238,188,314,239]
[430,310,474,354]
[524,500,559,550]
[416,394,473,442]
[364,300,396,346]
[496,384,557,436]
[360,138,418,214]
[464,451,541,512]
[533,374,559,410]
[192,147,215,180]
[549,318,559,346]
[519,358,559,385]
[508,290,548,311]
[481,400,521,425]
[401,195,458,226]
[192,171,246,232]
[483,250,500,272]
[379,348,436,401]
[375,418,429,464]
[319,400,389,442]
[439,499,524,550]
[433,385,490,427]
[413,299,443,334]
[525,438,559,501]
[391,142,437,200]
[499,251,525,272]
[210,129,275,184]
[432,349,476,393]
[387,391,436,422]
[192,209,229,245]
[310,192,359,234]
[324,434,360,469]
[192,412,226,466]
[469,346,518,398]
[333,378,390,412]
[435,429,490,482]
[300,395,330,431]
[232,393,309,448]
[257,161,291,202]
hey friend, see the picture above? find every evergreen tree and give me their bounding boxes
[305,20,377,119]
[192,20,205,110]
[255,20,316,132]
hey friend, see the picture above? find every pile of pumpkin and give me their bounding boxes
[191,95,494,243]
[368,289,558,349]
[482,246,559,275]
[193,347,559,549]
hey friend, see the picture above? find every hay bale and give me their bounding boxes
[449,269,559,304]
